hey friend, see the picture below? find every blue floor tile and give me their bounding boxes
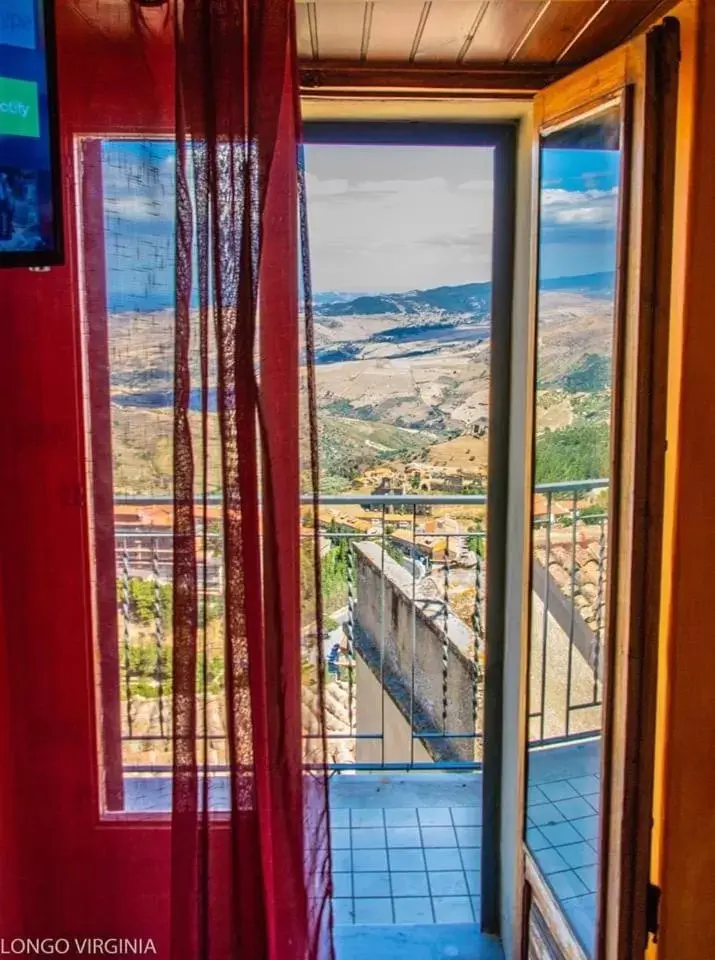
[568,775,600,797]
[557,841,598,869]
[424,848,461,871]
[384,808,419,827]
[354,898,394,924]
[391,872,430,897]
[332,828,351,849]
[352,827,387,849]
[352,809,385,828]
[388,848,425,872]
[353,849,389,872]
[387,826,422,848]
[539,780,579,802]
[464,871,481,895]
[429,871,468,896]
[353,872,391,898]
[575,865,598,893]
[421,826,457,848]
[418,807,453,826]
[571,816,599,841]
[540,821,582,847]
[432,896,474,924]
[333,873,353,898]
[534,847,568,875]
[451,807,480,826]
[333,899,355,925]
[527,802,565,827]
[392,897,434,924]
[332,809,350,829]
[554,797,596,821]
[332,848,353,872]
[456,826,482,848]
[526,826,550,852]
[562,894,597,955]
[547,869,589,900]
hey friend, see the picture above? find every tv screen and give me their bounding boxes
[0,0,62,267]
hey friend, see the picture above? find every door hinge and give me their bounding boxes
[646,882,662,943]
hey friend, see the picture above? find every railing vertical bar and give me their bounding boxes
[380,503,387,769]
[410,504,417,768]
[593,514,606,703]
[538,492,553,742]
[442,534,450,735]
[152,537,165,739]
[565,489,579,738]
[121,537,133,740]
[346,533,355,743]
[472,531,484,759]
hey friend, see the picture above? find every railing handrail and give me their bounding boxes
[114,478,609,508]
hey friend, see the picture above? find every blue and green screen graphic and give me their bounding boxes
[0,0,60,260]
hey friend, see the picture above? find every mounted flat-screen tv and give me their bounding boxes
[0,0,63,267]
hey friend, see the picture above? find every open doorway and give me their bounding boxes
[302,124,500,934]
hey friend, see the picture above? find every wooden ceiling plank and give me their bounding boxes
[367,1,427,60]
[559,0,677,65]
[315,1,366,59]
[511,0,606,64]
[409,2,433,61]
[557,0,610,62]
[463,0,544,64]
[413,0,487,63]
[360,1,376,58]
[456,2,490,64]
[308,1,320,59]
[508,0,553,62]
[296,3,316,60]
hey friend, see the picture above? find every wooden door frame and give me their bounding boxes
[518,19,680,960]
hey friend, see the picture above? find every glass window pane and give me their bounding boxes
[525,102,623,957]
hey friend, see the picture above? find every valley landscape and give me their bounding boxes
[113,271,616,768]
[109,270,615,496]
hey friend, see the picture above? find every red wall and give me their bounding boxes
[0,3,175,944]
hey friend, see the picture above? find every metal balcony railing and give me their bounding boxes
[112,481,608,775]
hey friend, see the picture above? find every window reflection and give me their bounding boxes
[525,103,623,957]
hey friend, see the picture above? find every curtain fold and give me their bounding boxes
[126,1,334,957]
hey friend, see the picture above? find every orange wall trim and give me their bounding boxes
[652,1,715,958]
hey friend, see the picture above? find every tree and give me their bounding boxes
[466,522,486,559]
[117,577,173,627]
[563,353,611,393]
[535,424,610,484]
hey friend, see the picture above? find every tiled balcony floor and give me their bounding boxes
[329,774,483,928]
[123,739,599,957]
[526,738,601,955]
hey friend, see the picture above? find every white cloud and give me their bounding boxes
[305,171,494,292]
[457,179,493,194]
[304,173,349,197]
[105,192,173,222]
[541,186,618,228]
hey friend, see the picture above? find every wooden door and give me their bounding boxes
[520,19,679,960]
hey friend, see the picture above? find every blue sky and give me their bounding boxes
[102,138,620,305]
[539,147,620,280]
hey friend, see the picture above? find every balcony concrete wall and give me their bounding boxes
[353,541,478,763]
[354,654,432,766]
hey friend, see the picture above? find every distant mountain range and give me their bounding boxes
[109,271,614,316]
[314,271,614,321]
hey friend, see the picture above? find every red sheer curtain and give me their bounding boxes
[0,589,20,937]
[129,1,334,958]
